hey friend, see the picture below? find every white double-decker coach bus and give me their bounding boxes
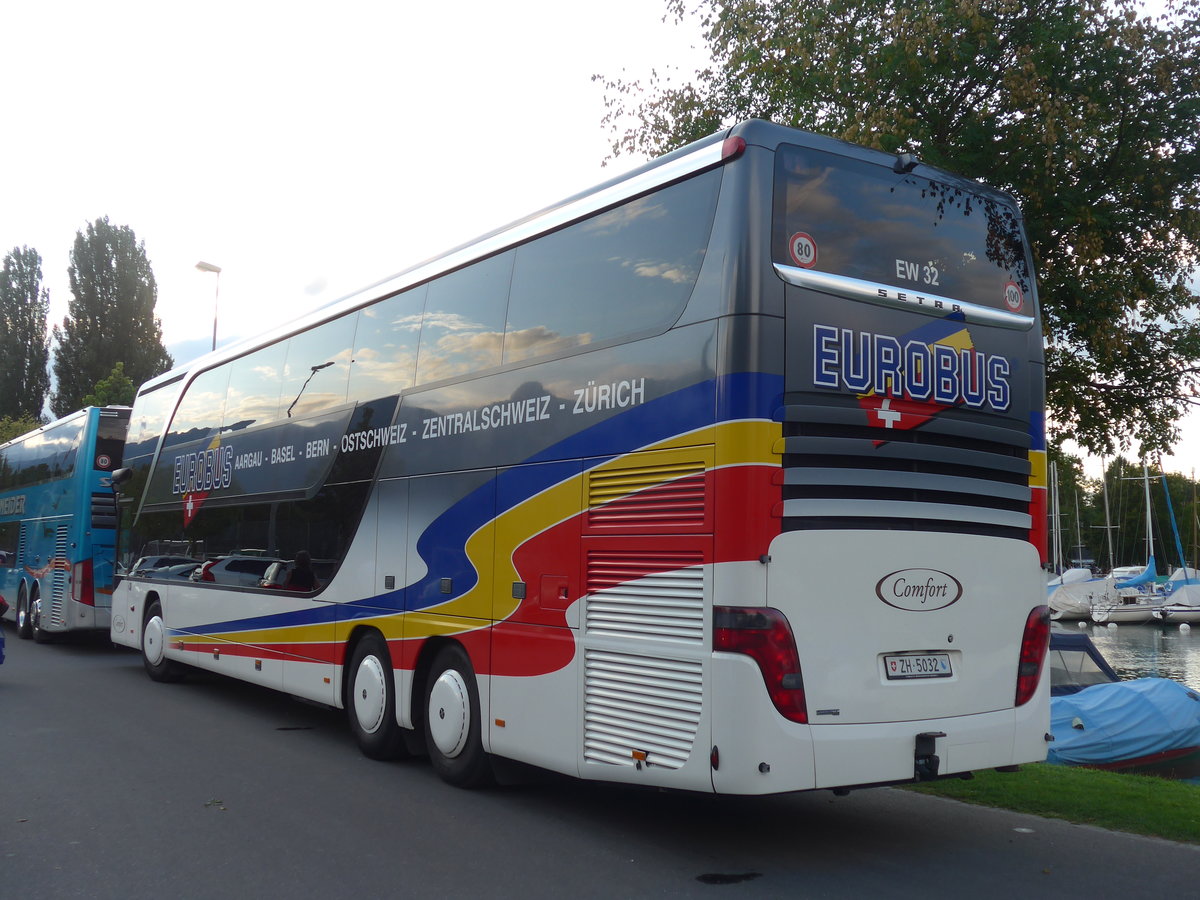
[112,120,1050,793]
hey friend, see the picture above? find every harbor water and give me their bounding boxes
[1067,621,1200,691]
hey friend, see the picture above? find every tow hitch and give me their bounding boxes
[914,731,946,781]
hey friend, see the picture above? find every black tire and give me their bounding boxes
[423,643,492,788]
[347,632,408,760]
[142,600,184,683]
[16,584,32,640]
[30,590,50,644]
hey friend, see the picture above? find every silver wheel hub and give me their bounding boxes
[144,616,165,666]
[353,654,389,735]
[428,669,470,758]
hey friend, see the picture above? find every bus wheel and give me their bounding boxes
[142,601,184,683]
[347,632,408,760]
[424,644,491,788]
[31,592,50,644]
[16,585,32,640]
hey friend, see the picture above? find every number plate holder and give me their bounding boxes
[884,652,952,680]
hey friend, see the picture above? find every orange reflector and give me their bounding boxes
[495,719,506,727]
[323,677,331,684]
[632,749,648,762]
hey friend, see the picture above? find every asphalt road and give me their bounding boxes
[2,621,1197,899]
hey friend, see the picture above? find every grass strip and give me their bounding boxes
[903,763,1200,844]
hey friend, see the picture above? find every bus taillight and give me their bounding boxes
[71,559,95,606]
[714,606,807,724]
[1015,605,1050,706]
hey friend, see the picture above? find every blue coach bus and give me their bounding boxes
[0,407,131,642]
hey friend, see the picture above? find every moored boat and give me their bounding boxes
[1047,568,1118,621]
[1048,630,1200,779]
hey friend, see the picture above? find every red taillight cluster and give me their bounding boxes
[199,561,217,582]
[1015,605,1050,706]
[71,559,95,605]
[714,606,807,723]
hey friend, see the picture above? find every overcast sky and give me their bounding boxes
[2,0,1195,478]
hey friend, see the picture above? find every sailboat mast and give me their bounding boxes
[1142,462,1154,566]
[1050,462,1062,573]
[1102,460,1115,570]
[1159,462,1187,574]
[1073,490,1084,567]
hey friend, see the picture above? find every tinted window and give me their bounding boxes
[504,169,721,364]
[127,483,368,576]
[281,315,356,420]
[416,251,513,384]
[0,521,18,562]
[0,418,85,489]
[348,286,425,404]
[94,410,130,471]
[163,367,231,451]
[126,380,183,463]
[772,144,1034,313]
[223,342,287,432]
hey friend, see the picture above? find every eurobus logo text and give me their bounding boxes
[813,323,1011,411]
[172,445,234,496]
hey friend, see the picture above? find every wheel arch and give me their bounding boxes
[141,589,164,624]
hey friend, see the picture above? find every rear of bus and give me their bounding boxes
[78,407,131,627]
[710,122,1049,793]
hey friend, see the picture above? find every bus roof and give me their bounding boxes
[137,119,1021,396]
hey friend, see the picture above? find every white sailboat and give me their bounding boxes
[1091,463,1165,624]
[1047,463,1118,620]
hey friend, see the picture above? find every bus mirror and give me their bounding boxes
[111,467,133,489]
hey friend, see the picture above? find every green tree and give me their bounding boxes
[0,246,51,420]
[81,361,136,408]
[600,0,1200,456]
[51,217,172,417]
[0,414,42,444]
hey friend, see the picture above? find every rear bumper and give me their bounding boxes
[711,652,1049,794]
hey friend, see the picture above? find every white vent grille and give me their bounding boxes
[585,552,704,643]
[584,650,703,769]
[50,526,69,626]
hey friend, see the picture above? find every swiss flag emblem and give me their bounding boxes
[183,491,208,527]
[857,394,949,446]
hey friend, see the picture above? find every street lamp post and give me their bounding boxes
[195,260,222,351]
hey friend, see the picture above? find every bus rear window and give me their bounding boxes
[772,144,1034,314]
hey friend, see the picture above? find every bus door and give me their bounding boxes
[488,459,583,772]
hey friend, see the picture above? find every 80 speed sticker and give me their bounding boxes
[788,232,818,268]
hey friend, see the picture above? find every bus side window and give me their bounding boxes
[348,286,425,405]
[415,250,513,385]
[504,169,721,365]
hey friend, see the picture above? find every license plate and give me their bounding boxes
[884,653,952,680]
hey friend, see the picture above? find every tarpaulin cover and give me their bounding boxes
[1048,677,1200,766]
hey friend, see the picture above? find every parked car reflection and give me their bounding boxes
[191,555,284,587]
[129,555,202,576]
[259,557,334,591]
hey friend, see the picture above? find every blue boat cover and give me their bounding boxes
[1048,677,1200,767]
[1115,556,1157,589]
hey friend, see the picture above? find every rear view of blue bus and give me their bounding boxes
[0,407,130,642]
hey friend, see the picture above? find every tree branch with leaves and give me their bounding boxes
[598,0,1200,456]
